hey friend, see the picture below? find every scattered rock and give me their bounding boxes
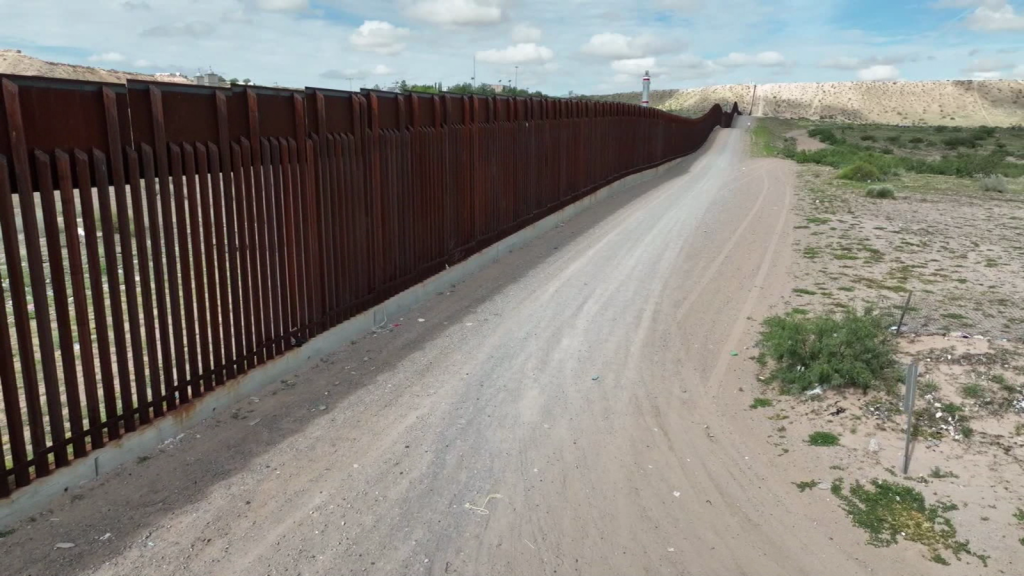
[805,386,824,397]
[54,543,75,549]
[868,438,881,453]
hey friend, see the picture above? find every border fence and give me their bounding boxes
[0,73,740,495]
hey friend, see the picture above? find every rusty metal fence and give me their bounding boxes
[0,73,740,496]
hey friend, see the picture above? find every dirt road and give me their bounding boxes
[4,121,936,575]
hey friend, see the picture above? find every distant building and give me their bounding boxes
[194,71,227,86]
[487,84,507,94]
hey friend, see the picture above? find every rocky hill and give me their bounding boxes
[0,49,190,84]
[592,80,1024,127]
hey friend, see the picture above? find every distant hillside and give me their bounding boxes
[0,49,190,84]
[583,90,679,109]
[591,80,1024,127]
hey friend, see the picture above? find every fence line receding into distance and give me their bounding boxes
[0,72,741,496]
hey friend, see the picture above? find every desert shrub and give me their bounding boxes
[942,135,977,149]
[908,136,926,144]
[885,135,901,144]
[979,175,1009,193]
[759,309,898,394]
[860,134,877,142]
[808,126,842,145]
[866,185,896,199]
[995,142,1006,149]
[808,431,841,446]
[934,125,950,133]
[838,162,882,182]
[973,126,997,139]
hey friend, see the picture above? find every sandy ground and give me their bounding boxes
[785,129,829,152]
[640,80,1024,126]
[2,121,969,576]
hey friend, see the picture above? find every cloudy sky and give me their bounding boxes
[1,0,1022,95]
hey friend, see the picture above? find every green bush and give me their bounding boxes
[934,126,950,133]
[884,135,901,144]
[808,431,841,446]
[908,136,925,144]
[838,162,883,182]
[979,175,1009,193]
[808,126,843,145]
[942,135,977,149]
[860,134,877,142]
[865,185,896,199]
[759,309,898,394]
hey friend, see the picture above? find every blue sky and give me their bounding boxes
[0,0,1021,94]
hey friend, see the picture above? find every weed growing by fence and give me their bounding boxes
[758,309,898,394]
[865,185,896,199]
[830,478,988,566]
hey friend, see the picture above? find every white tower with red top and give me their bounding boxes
[641,70,651,107]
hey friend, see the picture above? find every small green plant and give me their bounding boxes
[908,136,925,144]
[1014,423,1024,436]
[808,431,841,446]
[792,288,818,295]
[960,382,988,400]
[759,309,898,394]
[928,467,959,479]
[831,478,988,565]
[988,373,1008,387]
[918,378,939,395]
[930,553,950,566]
[0,528,14,539]
[960,425,974,440]
[942,135,977,149]
[794,480,819,492]
[1013,507,1024,523]
[860,134,877,142]
[865,185,895,199]
[750,397,774,409]
[979,175,1009,193]
[838,162,882,182]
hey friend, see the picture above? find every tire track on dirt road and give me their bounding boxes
[5,122,932,576]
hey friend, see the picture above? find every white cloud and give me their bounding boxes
[349,21,410,56]
[88,51,126,63]
[580,32,677,60]
[820,54,919,70]
[321,64,394,80]
[964,58,1011,72]
[656,0,705,11]
[611,57,659,76]
[857,65,900,81]
[511,23,542,42]
[971,71,1003,78]
[134,59,152,67]
[255,0,308,11]
[966,4,1024,31]
[476,43,554,64]
[1014,65,1024,78]
[144,21,215,37]
[716,51,786,67]
[405,0,504,26]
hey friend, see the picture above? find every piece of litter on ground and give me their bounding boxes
[668,547,675,552]
[673,491,681,498]
[54,543,76,549]
[249,418,261,426]
[418,318,425,322]
[99,533,112,541]
[730,351,738,357]
[592,375,600,381]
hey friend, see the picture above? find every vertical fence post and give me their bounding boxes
[902,362,919,475]
[896,291,913,336]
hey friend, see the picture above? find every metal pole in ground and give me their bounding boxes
[895,291,913,336]
[902,362,919,475]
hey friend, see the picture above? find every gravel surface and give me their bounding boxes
[3,120,935,575]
